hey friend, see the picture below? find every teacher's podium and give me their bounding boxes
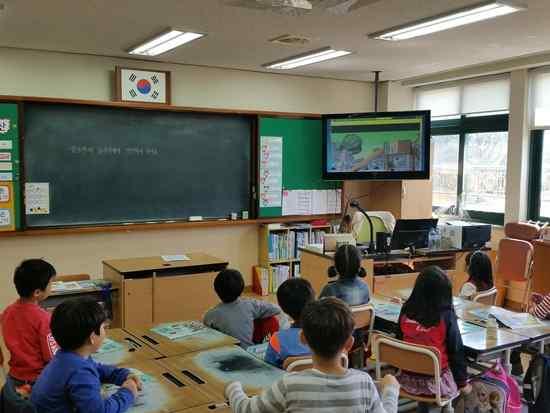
[103,254,228,328]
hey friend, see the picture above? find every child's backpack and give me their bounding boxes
[523,354,550,413]
[464,362,522,413]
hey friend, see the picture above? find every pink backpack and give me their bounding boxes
[465,362,522,413]
[485,363,522,413]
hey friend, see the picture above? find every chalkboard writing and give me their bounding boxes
[23,103,252,227]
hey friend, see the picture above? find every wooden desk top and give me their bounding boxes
[112,359,213,412]
[511,326,550,340]
[48,280,117,297]
[177,404,231,413]
[159,346,284,401]
[92,329,163,365]
[125,323,239,357]
[370,294,531,354]
[103,253,228,274]
[461,329,530,354]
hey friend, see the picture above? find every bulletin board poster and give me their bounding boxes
[0,103,20,231]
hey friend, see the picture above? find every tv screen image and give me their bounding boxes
[323,111,431,180]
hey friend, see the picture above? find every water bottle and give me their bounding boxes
[433,227,442,250]
[428,227,437,249]
[486,316,498,341]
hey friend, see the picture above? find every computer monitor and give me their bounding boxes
[390,218,439,251]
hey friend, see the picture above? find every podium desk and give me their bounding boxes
[103,254,228,328]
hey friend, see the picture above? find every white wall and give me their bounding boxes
[0,47,373,113]
[0,47,374,308]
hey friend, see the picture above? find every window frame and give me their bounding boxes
[431,113,509,225]
[527,129,549,222]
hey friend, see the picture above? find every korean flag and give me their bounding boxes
[121,68,167,103]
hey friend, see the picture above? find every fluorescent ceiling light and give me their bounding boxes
[129,30,205,56]
[264,47,352,70]
[369,1,526,41]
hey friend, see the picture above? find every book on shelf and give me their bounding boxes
[270,264,290,293]
[252,266,270,296]
[268,232,292,261]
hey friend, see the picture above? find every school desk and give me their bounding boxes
[176,404,231,413]
[299,245,495,298]
[159,345,285,402]
[113,359,214,413]
[92,328,163,365]
[125,323,239,357]
[370,294,531,374]
[41,279,118,317]
[103,254,228,327]
[511,326,550,354]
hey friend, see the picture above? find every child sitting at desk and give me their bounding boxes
[31,297,140,413]
[459,250,494,300]
[226,297,400,413]
[264,278,314,368]
[319,244,370,306]
[529,292,550,320]
[396,266,469,408]
[1,259,59,385]
[204,269,281,348]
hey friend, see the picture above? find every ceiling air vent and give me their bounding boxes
[269,34,311,46]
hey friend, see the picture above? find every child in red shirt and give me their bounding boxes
[1,259,59,383]
[396,266,469,411]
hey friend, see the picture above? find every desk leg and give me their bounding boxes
[503,349,512,375]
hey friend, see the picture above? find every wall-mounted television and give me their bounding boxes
[322,110,431,180]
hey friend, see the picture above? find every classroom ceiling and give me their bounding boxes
[0,0,549,82]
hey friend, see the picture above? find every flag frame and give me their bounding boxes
[114,66,172,105]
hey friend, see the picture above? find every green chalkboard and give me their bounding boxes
[258,117,340,217]
[23,103,252,227]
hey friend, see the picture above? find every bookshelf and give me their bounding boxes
[256,222,333,294]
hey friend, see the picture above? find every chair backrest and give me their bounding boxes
[0,313,6,383]
[504,222,541,243]
[284,356,313,372]
[284,353,349,372]
[473,287,498,306]
[351,304,375,349]
[54,273,91,282]
[497,238,533,282]
[373,334,448,406]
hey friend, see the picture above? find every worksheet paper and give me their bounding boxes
[25,182,50,215]
[259,136,283,208]
[282,189,341,216]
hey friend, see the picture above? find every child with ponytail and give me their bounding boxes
[319,244,370,306]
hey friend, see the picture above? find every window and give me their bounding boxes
[432,134,459,208]
[462,131,508,213]
[528,69,550,221]
[528,130,550,221]
[416,75,510,225]
[431,115,509,225]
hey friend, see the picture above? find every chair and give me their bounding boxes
[0,344,5,385]
[54,273,91,282]
[373,334,459,413]
[283,353,349,372]
[496,222,540,310]
[351,304,375,343]
[348,304,375,369]
[356,215,389,245]
[473,287,498,306]
[0,313,6,386]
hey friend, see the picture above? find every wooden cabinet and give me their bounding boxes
[124,278,153,327]
[103,254,228,328]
